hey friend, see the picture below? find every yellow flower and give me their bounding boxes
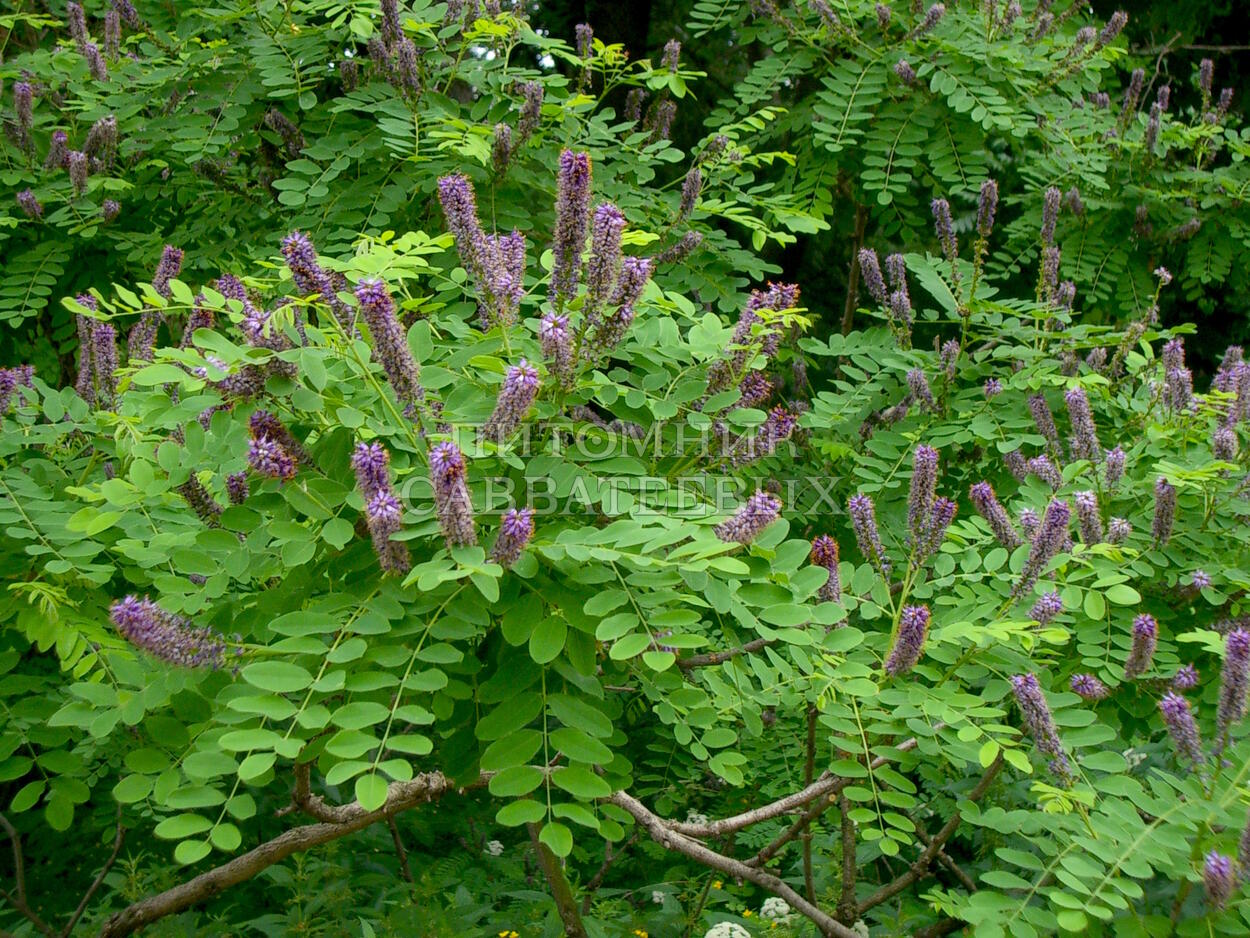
[712,880,723,889]
[498,932,519,938]
[743,910,754,917]
[634,931,649,938]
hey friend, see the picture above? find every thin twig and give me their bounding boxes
[62,806,126,937]
[387,818,413,883]
[802,706,817,904]
[0,813,57,938]
[836,794,856,923]
[580,833,637,914]
[677,637,775,670]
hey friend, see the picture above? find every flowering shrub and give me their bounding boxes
[3,3,1250,938]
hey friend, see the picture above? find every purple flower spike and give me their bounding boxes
[250,411,310,467]
[1238,810,1250,884]
[110,596,225,669]
[491,507,534,569]
[1070,673,1109,701]
[592,256,652,354]
[1028,393,1062,454]
[1073,490,1103,545]
[1172,664,1199,691]
[1217,629,1250,749]
[540,313,573,388]
[226,472,249,505]
[977,179,998,239]
[248,436,296,480]
[1107,517,1131,545]
[1161,692,1204,764]
[1064,387,1101,461]
[177,476,223,526]
[1214,427,1238,461]
[1027,455,1063,491]
[1104,446,1125,489]
[356,278,425,415]
[728,405,798,466]
[1004,450,1028,482]
[1124,614,1157,678]
[931,198,958,269]
[884,605,929,675]
[281,231,354,332]
[16,189,42,219]
[907,369,936,412]
[849,493,890,576]
[1204,852,1234,909]
[1011,673,1072,783]
[152,245,184,299]
[970,481,1022,550]
[1040,186,1062,246]
[585,202,626,322]
[481,360,540,442]
[1152,477,1176,546]
[1030,591,1063,626]
[549,150,593,309]
[1013,499,1070,599]
[714,490,782,545]
[858,249,886,304]
[908,445,938,548]
[351,441,410,574]
[811,535,841,603]
[429,441,477,549]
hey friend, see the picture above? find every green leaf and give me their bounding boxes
[154,813,212,840]
[1083,589,1105,620]
[539,821,573,857]
[355,774,389,811]
[481,730,544,772]
[529,616,567,664]
[241,662,314,693]
[174,839,212,865]
[488,765,545,797]
[1105,584,1141,605]
[496,799,545,827]
[551,766,612,799]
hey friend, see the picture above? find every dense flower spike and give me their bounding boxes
[907,369,936,412]
[1173,664,1199,691]
[1073,491,1103,545]
[858,249,886,303]
[539,313,573,387]
[281,231,353,332]
[428,441,477,549]
[908,445,938,548]
[1011,673,1072,783]
[591,256,652,354]
[226,472,248,505]
[1063,388,1101,461]
[585,202,626,322]
[810,535,841,603]
[1152,476,1176,546]
[977,179,999,239]
[152,245,184,299]
[728,405,798,466]
[679,167,702,222]
[1040,186,1061,246]
[739,371,773,408]
[490,507,534,569]
[247,436,296,480]
[1217,629,1250,747]
[481,360,540,442]
[110,596,225,669]
[1027,394,1062,454]
[1027,455,1062,491]
[68,150,89,195]
[549,150,593,308]
[1159,692,1204,764]
[1204,853,1235,913]
[355,278,426,415]
[350,441,410,574]
[1013,499,1069,599]
[970,481,1022,550]
[1004,450,1028,483]
[714,491,782,545]
[653,230,703,267]
[930,198,958,273]
[249,411,310,467]
[91,322,118,404]
[1107,517,1131,545]
[884,605,930,675]
[1124,614,1157,678]
[177,475,223,525]
[1071,673,1109,700]
[849,493,890,576]
[984,378,1002,398]
[1030,591,1063,625]
[1104,446,1125,489]
[16,188,42,218]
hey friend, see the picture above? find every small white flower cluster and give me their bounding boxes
[851,920,871,938]
[485,839,504,857]
[651,890,666,905]
[760,897,793,922]
[686,810,709,826]
[703,923,751,938]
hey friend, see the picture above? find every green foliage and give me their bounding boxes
[4,3,1250,938]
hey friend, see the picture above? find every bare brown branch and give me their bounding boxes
[610,791,861,938]
[0,813,57,938]
[62,806,125,937]
[527,823,588,938]
[98,772,477,938]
